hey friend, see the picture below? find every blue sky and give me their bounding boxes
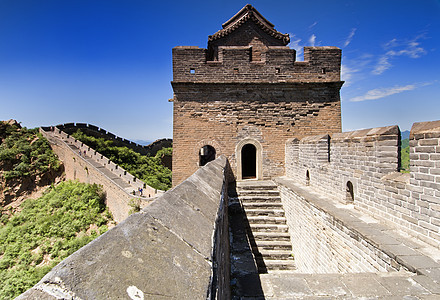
[0,0,439,140]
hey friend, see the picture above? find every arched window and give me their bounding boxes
[199,145,216,166]
[346,181,354,202]
[241,144,257,179]
[306,170,310,186]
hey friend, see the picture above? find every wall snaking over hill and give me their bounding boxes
[42,122,172,157]
[17,156,232,299]
[40,127,163,223]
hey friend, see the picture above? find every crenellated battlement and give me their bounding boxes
[172,45,341,83]
[285,120,440,248]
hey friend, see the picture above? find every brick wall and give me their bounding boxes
[172,83,342,185]
[172,46,341,83]
[171,6,343,186]
[278,183,396,273]
[284,120,440,248]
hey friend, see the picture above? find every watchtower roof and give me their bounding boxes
[208,4,290,45]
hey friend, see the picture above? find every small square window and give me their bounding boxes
[190,68,195,74]
[234,68,239,74]
[275,68,280,73]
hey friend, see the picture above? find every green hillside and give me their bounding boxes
[0,120,114,299]
[0,181,113,299]
[0,121,61,182]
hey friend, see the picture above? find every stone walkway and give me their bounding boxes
[230,179,440,299]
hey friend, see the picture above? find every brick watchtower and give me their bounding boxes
[171,5,343,186]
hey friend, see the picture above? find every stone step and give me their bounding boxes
[239,196,282,203]
[238,190,279,196]
[246,216,287,225]
[242,202,283,209]
[259,260,296,272]
[253,232,291,241]
[255,241,292,251]
[244,208,285,217]
[249,224,289,233]
[258,249,293,260]
[237,181,278,190]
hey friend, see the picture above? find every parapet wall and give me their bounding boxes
[285,120,440,248]
[172,46,341,83]
[40,128,162,223]
[18,156,232,300]
[44,123,172,157]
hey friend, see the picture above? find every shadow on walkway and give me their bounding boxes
[229,181,265,299]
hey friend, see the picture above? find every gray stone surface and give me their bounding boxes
[342,274,390,297]
[303,274,348,297]
[396,255,440,273]
[18,157,231,300]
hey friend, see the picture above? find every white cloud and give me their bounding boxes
[373,35,427,75]
[343,28,357,47]
[341,64,359,86]
[340,54,373,86]
[308,21,318,29]
[288,34,304,60]
[350,81,435,102]
[308,34,316,46]
[350,85,416,102]
[372,55,392,75]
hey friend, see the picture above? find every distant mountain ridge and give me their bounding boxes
[401,130,410,140]
[134,140,153,146]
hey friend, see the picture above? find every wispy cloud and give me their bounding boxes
[288,34,304,60]
[341,54,373,86]
[372,35,427,75]
[308,21,318,29]
[343,28,357,47]
[350,81,434,102]
[308,34,316,46]
[341,64,359,86]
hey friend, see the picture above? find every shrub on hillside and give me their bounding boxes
[72,129,172,190]
[0,122,61,181]
[0,180,113,299]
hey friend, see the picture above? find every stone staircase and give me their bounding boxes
[237,180,296,273]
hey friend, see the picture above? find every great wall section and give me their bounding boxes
[39,126,164,222]
[16,4,440,300]
[18,120,440,299]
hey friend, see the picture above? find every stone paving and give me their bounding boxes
[231,179,440,299]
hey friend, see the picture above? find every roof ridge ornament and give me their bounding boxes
[208,4,290,45]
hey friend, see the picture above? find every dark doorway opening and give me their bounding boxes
[346,181,354,202]
[199,145,216,166]
[242,144,257,179]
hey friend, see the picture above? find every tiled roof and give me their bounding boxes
[208,4,290,45]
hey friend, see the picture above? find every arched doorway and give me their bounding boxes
[242,144,257,179]
[236,138,263,180]
[199,145,216,166]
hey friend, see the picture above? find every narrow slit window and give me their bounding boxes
[346,181,354,202]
